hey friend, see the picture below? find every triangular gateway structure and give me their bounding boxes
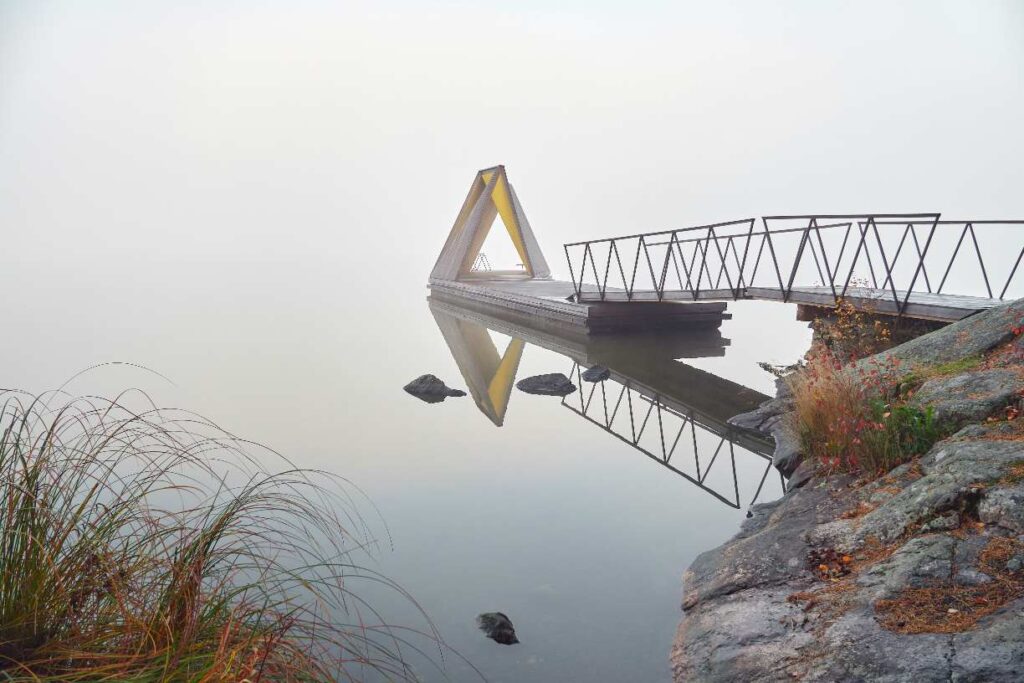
[430,165,551,281]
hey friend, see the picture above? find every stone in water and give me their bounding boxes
[476,612,519,645]
[515,373,577,397]
[581,365,611,382]
[403,374,466,403]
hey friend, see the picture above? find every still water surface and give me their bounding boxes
[2,260,812,682]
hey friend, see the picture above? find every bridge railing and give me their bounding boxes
[561,361,781,509]
[565,214,1024,315]
[563,218,758,302]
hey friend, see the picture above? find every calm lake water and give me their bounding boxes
[1,259,812,682]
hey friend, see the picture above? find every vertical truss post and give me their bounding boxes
[900,214,940,316]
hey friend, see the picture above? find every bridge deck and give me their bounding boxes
[427,278,731,333]
[575,286,1000,322]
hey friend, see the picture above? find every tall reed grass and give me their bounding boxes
[0,386,449,681]
[786,350,942,474]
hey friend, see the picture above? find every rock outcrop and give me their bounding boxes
[673,300,1024,682]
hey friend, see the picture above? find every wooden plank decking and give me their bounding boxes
[574,285,1001,322]
[750,286,1002,322]
[427,277,731,333]
[430,275,1001,332]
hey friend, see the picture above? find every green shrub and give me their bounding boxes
[788,352,946,475]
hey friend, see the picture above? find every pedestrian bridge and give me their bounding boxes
[565,214,1024,322]
[430,167,1023,328]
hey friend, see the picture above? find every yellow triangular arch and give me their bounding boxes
[429,165,552,281]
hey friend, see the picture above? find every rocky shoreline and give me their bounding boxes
[671,301,1024,682]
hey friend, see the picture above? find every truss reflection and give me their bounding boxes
[562,362,779,509]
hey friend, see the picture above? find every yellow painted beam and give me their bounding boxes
[486,337,526,418]
[491,172,531,271]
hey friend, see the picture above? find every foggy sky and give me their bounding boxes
[2,1,1022,275]
[0,0,1021,402]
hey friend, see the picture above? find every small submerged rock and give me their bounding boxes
[403,374,466,403]
[476,612,519,645]
[581,365,611,382]
[515,373,577,396]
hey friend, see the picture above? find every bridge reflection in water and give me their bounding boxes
[428,294,784,510]
[561,361,779,509]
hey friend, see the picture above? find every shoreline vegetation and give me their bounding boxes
[672,299,1024,681]
[0,387,452,682]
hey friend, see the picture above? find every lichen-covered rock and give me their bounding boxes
[841,438,1024,550]
[728,397,793,432]
[682,483,846,610]
[768,421,804,476]
[951,598,1024,681]
[856,535,956,600]
[673,434,1024,682]
[801,607,952,682]
[673,303,1024,682]
[671,586,815,682]
[979,483,1024,533]
[955,568,994,586]
[867,299,1024,370]
[740,299,1024,428]
[913,368,1022,428]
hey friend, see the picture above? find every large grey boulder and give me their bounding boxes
[913,367,1021,427]
[867,299,1024,370]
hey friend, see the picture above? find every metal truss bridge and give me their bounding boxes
[564,214,1024,322]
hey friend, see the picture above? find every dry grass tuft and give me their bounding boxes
[786,350,941,475]
[0,387,458,682]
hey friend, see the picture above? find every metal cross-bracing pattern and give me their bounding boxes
[565,214,1024,321]
[564,218,758,303]
[560,362,782,510]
